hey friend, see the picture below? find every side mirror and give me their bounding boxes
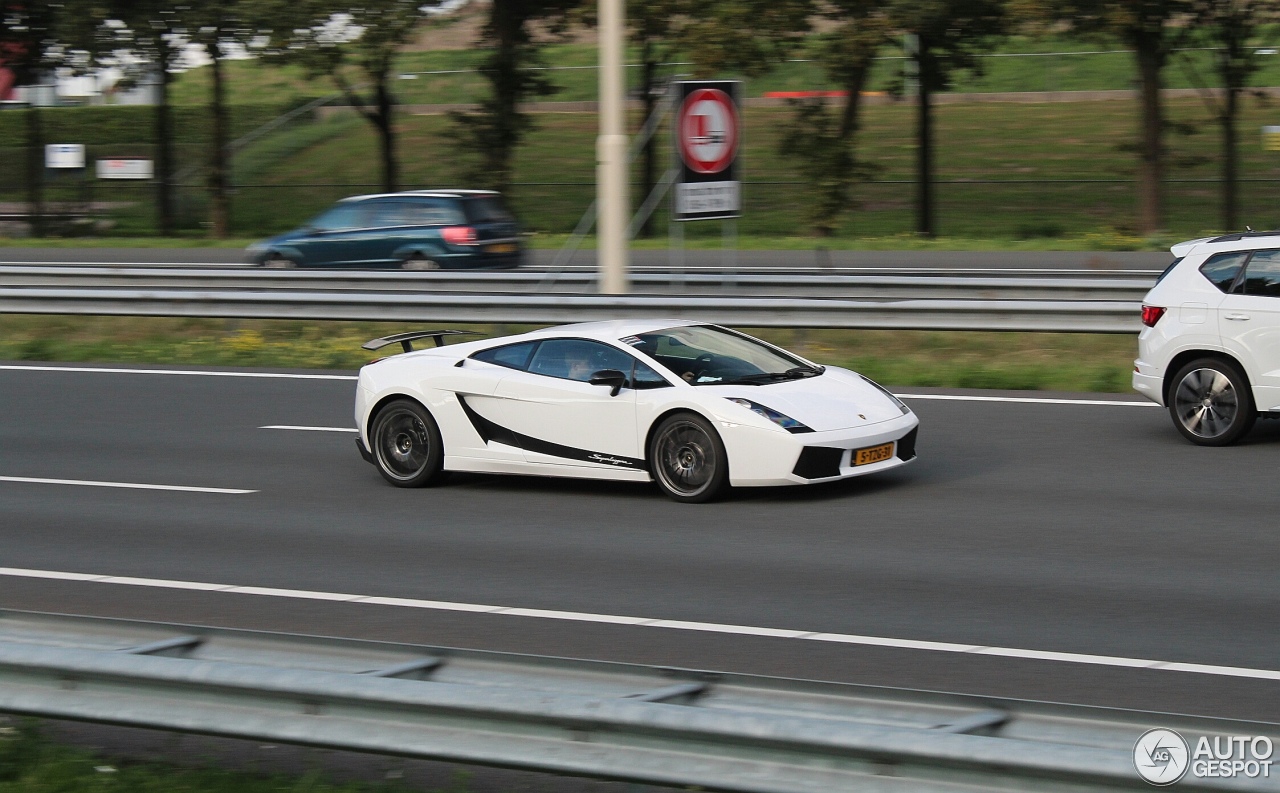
[589,369,627,397]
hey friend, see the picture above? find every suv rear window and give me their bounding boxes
[1200,252,1249,292]
[464,197,514,223]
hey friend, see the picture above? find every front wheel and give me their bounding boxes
[370,399,447,487]
[648,413,729,503]
[1168,358,1255,446]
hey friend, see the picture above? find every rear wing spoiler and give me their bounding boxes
[362,330,480,353]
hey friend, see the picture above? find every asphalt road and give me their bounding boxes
[0,362,1276,721]
[0,246,1173,270]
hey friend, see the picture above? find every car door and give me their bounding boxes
[446,340,541,465]
[488,339,644,470]
[1217,248,1280,409]
[292,201,373,266]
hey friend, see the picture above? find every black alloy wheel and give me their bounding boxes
[1168,358,1256,446]
[371,399,446,487]
[649,413,729,503]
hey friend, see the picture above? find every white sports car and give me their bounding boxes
[354,321,919,502]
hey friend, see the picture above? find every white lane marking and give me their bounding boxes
[260,425,359,433]
[0,566,1273,681]
[0,476,256,494]
[895,393,1158,407]
[0,365,355,381]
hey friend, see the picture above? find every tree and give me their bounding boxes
[779,1,893,235]
[285,0,438,193]
[0,2,69,237]
[1055,0,1196,235]
[888,0,1006,237]
[628,0,683,238]
[187,1,274,238]
[447,0,582,193]
[1182,0,1279,230]
[94,0,189,235]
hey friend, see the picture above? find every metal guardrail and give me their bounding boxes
[0,264,1156,301]
[0,287,1143,332]
[0,610,1274,792]
[0,265,1151,332]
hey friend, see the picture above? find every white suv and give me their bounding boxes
[1134,232,1280,445]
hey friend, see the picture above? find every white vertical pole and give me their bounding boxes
[597,0,630,294]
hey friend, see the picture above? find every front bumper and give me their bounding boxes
[724,414,920,487]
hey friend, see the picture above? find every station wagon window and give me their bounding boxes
[528,339,635,383]
[471,341,538,370]
[1240,249,1280,297]
[310,202,369,231]
[368,201,408,228]
[464,196,514,223]
[1200,252,1249,293]
[404,198,466,226]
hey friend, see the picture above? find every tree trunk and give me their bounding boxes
[209,45,230,238]
[155,54,174,236]
[639,42,657,239]
[489,0,522,192]
[375,70,398,192]
[1135,38,1164,236]
[838,61,871,140]
[915,39,934,238]
[1222,86,1238,231]
[25,105,44,238]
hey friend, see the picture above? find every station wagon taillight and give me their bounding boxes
[1141,305,1166,327]
[442,226,478,245]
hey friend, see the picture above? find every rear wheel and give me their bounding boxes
[1168,358,1255,446]
[401,253,440,271]
[371,399,446,487]
[648,413,729,503]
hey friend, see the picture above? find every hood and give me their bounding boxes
[713,367,907,432]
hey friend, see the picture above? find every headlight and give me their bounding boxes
[726,398,812,433]
[859,375,911,415]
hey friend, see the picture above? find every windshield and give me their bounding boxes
[625,325,821,386]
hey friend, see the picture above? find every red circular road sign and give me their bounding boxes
[677,88,739,175]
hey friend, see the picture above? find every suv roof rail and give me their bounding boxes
[1207,229,1280,243]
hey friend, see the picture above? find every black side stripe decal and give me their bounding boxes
[457,396,648,471]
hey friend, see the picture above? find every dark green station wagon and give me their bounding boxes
[245,190,522,269]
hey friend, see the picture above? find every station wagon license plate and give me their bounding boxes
[487,243,517,254]
[853,442,894,466]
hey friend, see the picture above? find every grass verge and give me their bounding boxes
[0,315,1139,394]
[0,722,425,793]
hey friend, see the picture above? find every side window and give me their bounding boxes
[1200,252,1249,293]
[369,201,408,228]
[1240,250,1280,297]
[631,359,671,389]
[528,339,635,383]
[311,203,368,231]
[471,341,538,370]
[405,198,467,226]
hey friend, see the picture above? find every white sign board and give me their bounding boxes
[1265,126,1280,152]
[45,144,85,169]
[97,159,154,180]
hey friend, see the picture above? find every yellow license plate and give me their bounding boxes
[487,243,517,254]
[853,442,894,466]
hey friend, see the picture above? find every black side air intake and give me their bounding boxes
[896,427,918,461]
[791,447,845,480]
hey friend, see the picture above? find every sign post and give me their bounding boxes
[672,81,742,222]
